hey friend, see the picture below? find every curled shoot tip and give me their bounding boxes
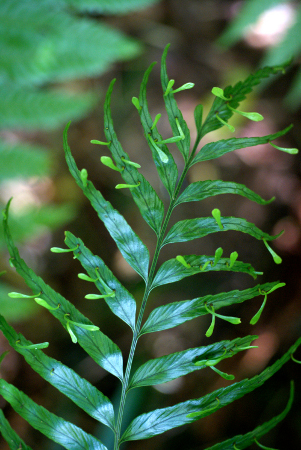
[164,79,175,96]
[186,398,220,418]
[229,251,238,268]
[269,142,299,155]
[85,292,115,299]
[212,87,231,101]
[90,140,110,146]
[121,157,141,169]
[8,291,41,299]
[209,364,235,380]
[176,255,191,269]
[115,182,140,189]
[263,239,282,264]
[149,136,169,163]
[15,340,49,350]
[212,208,223,230]
[100,156,123,172]
[213,247,223,266]
[215,113,235,132]
[34,298,60,310]
[254,438,278,450]
[132,97,141,110]
[151,113,161,130]
[172,82,195,94]
[51,244,78,253]
[227,104,264,122]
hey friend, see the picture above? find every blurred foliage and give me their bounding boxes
[0,0,159,321]
[217,0,301,109]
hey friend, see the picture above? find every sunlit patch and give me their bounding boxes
[245,4,296,48]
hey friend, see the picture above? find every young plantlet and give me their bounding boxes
[176,255,191,269]
[151,113,161,130]
[229,251,238,268]
[250,283,285,325]
[205,303,241,337]
[78,273,97,282]
[34,298,60,310]
[15,340,49,350]
[90,139,110,146]
[8,292,41,299]
[175,118,185,139]
[85,293,115,299]
[121,157,141,169]
[263,238,282,264]
[212,208,223,230]
[213,247,223,266]
[148,135,169,163]
[227,104,264,122]
[171,82,195,94]
[215,113,235,132]
[64,314,99,344]
[200,260,211,272]
[132,96,141,110]
[50,244,79,253]
[291,353,301,364]
[115,182,140,189]
[95,268,115,297]
[100,156,123,172]
[212,87,232,101]
[164,79,175,96]
[269,142,299,154]
[80,168,88,187]
[208,364,235,380]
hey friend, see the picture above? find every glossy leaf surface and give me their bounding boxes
[103,79,164,235]
[121,338,301,442]
[129,336,257,388]
[141,282,280,334]
[64,122,149,281]
[3,202,123,380]
[0,409,32,450]
[0,380,108,450]
[138,62,178,197]
[163,216,281,245]
[0,315,115,429]
[192,125,292,165]
[65,232,136,330]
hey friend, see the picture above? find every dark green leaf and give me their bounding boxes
[138,62,179,197]
[64,0,160,14]
[200,66,292,138]
[64,122,149,281]
[161,44,191,162]
[163,216,281,246]
[65,231,136,330]
[129,336,257,388]
[204,381,294,449]
[0,315,115,430]
[121,337,301,442]
[175,180,274,207]
[141,282,280,334]
[191,125,292,165]
[3,203,123,380]
[0,409,33,450]
[194,104,203,135]
[103,79,164,235]
[151,255,258,290]
[0,379,108,450]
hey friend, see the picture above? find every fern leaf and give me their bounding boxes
[120,337,301,442]
[64,0,160,14]
[0,379,108,450]
[65,231,136,330]
[141,282,281,334]
[0,315,115,429]
[3,202,123,380]
[64,122,150,281]
[103,79,165,235]
[129,336,257,388]
[0,409,33,450]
